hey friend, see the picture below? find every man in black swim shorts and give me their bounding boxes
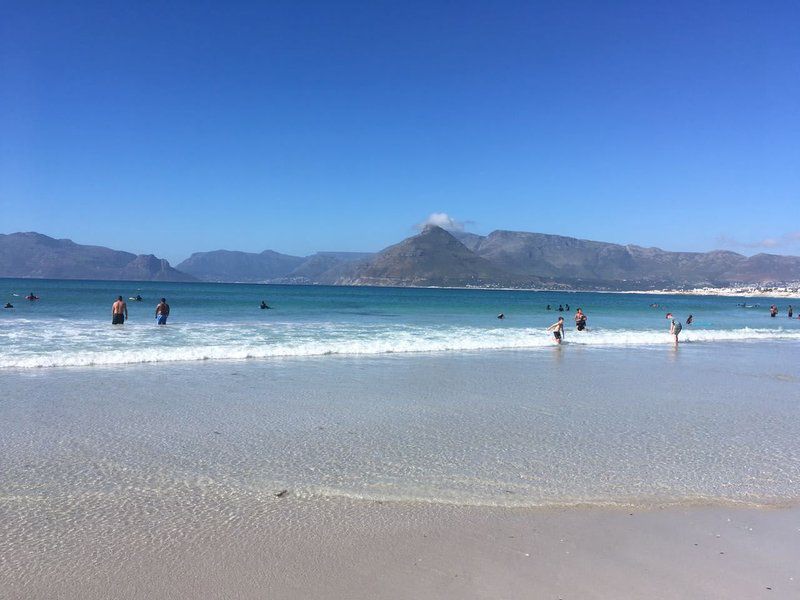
[112,296,127,325]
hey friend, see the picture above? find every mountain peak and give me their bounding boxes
[335,225,526,287]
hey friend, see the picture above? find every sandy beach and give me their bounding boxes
[4,496,798,599]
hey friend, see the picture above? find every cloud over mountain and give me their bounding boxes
[416,212,467,232]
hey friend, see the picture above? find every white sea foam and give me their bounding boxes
[1,321,799,369]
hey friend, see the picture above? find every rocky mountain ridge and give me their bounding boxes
[0,232,195,282]
[3,228,799,289]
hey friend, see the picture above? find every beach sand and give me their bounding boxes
[3,348,799,598]
[4,496,798,599]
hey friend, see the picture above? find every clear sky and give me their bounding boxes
[1,1,798,263]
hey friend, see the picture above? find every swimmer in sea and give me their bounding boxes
[26,292,39,301]
[135,294,143,302]
[558,304,564,312]
[3,303,13,309]
[497,313,505,319]
[260,301,270,309]
[546,304,551,310]
[547,317,565,344]
[574,308,587,331]
[686,314,693,325]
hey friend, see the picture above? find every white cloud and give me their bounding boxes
[416,212,467,232]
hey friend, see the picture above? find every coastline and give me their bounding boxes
[616,287,800,299]
[5,275,799,298]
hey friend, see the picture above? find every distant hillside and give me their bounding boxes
[335,227,800,289]
[462,230,800,288]
[280,252,375,284]
[176,249,305,282]
[5,229,799,288]
[0,232,195,282]
[337,226,534,287]
[176,249,375,283]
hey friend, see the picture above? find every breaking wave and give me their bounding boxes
[2,322,799,369]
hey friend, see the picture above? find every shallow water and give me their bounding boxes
[2,346,798,513]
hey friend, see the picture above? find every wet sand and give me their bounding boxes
[4,496,799,599]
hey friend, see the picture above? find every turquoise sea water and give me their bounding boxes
[1,278,799,368]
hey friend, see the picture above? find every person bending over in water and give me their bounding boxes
[574,308,587,331]
[112,296,127,325]
[670,319,682,345]
[547,317,565,344]
[155,298,170,325]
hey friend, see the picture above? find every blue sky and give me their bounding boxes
[1,1,798,263]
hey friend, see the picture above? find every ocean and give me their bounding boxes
[1,279,799,519]
[1,278,798,368]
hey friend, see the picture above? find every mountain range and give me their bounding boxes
[0,232,195,282]
[2,228,799,289]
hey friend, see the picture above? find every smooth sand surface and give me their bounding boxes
[4,497,798,599]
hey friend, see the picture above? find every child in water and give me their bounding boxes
[547,317,565,344]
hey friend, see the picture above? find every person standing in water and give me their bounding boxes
[574,308,587,331]
[155,298,170,325]
[547,317,565,344]
[112,296,127,325]
[770,305,778,317]
[788,305,793,318]
[670,318,682,345]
